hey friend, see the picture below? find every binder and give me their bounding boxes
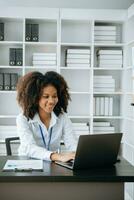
[32,24,39,41]
[0,73,4,90]
[10,73,18,90]
[9,48,16,66]
[0,23,4,41]
[16,48,23,66]
[3,73,10,90]
[25,24,32,41]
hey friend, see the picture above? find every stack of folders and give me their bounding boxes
[33,53,57,67]
[66,49,91,67]
[97,49,123,68]
[0,73,18,90]
[94,76,115,92]
[94,25,117,43]
[0,22,4,41]
[93,96,113,116]
[25,24,39,42]
[9,48,23,66]
[93,121,115,133]
[73,123,89,139]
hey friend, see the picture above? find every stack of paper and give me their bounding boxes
[93,121,115,133]
[66,49,91,67]
[94,75,115,92]
[33,53,56,66]
[73,123,89,139]
[3,159,43,172]
[94,26,117,43]
[97,49,123,68]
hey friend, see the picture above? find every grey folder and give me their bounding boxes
[55,133,122,170]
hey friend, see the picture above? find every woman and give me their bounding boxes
[16,71,77,162]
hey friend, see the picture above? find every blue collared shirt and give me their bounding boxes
[16,112,77,161]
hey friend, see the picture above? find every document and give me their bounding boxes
[3,159,43,172]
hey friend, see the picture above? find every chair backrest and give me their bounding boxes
[5,137,20,155]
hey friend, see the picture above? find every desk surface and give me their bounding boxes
[0,156,134,182]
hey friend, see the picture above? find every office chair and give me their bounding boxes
[5,137,20,155]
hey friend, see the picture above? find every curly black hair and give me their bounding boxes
[17,71,71,120]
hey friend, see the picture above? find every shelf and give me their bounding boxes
[94,92,123,95]
[61,42,92,47]
[93,67,124,71]
[60,66,91,70]
[24,42,57,46]
[0,66,23,69]
[69,115,91,119]
[69,91,90,94]
[93,116,123,119]
[126,39,134,46]
[0,91,16,94]
[25,66,57,69]
[0,41,23,45]
[94,43,125,47]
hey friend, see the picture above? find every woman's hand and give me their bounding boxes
[50,152,75,162]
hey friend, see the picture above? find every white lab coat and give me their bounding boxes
[16,111,77,161]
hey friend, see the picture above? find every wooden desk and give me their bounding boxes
[0,156,134,200]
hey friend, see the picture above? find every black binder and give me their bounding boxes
[0,23,4,41]
[25,24,32,41]
[10,73,18,90]
[16,48,23,66]
[4,73,10,90]
[31,24,39,42]
[0,73,4,90]
[9,48,16,66]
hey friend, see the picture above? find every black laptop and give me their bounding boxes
[55,133,122,170]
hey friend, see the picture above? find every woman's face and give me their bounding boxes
[38,85,58,114]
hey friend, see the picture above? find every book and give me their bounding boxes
[94,26,116,31]
[66,58,90,64]
[67,63,90,67]
[95,40,116,43]
[99,59,122,65]
[94,84,115,89]
[109,97,113,116]
[95,35,116,40]
[25,24,32,41]
[33,60,56,65]
[33,56,56,61]
[67,54,90,59]
[33,53,56,57]
[3,159,43,172]
[104,97,109,116]
[94,30,116,36]
[0,22,4,41]
[100,97,104,116]
[0,73,4,90]
[16,48,23,66]
[32,24,39,42]
[3,73,10,90]
[9,48,16,66]
[97,50,122,55]
[93,122,111,127]
[98,55,122,60]
[67,49,90,54]
[10,73,18,90]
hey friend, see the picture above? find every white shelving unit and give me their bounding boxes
[0,8,127,146]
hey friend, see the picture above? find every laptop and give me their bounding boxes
[55,133,122,170]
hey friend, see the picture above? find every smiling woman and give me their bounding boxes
[16,71,77,162]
